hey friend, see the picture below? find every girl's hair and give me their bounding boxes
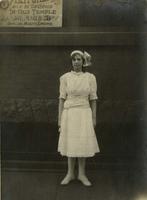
[70,53,87,72]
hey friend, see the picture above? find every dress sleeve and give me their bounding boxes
[89,74,98,100]
[59,75,67,99]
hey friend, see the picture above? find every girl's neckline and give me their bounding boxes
[71,70,84,76]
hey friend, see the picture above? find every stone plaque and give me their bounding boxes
[0,0,62,27]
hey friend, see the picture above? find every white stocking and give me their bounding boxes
[61,157,76,185]
[78,157,92,186]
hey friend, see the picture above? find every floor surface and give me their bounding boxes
[1,168,147,200]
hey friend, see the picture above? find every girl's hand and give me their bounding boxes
[58,120,61,132]
[93,117,96,128]
[58,126,61,132]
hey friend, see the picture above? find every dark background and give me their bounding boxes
[1,0,147,170]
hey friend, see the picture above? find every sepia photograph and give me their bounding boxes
[1,0,147,200]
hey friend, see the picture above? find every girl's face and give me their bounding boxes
[72,54,83,72]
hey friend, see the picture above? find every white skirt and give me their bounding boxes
[58,106,100,157]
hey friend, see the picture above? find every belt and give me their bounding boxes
[64,96,90,109]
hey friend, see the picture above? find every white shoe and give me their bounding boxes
[78,175,92,186]
[61,174,75,185]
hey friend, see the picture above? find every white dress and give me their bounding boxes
[58,70,100,157]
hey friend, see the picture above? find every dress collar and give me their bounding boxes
[71,70,84,76]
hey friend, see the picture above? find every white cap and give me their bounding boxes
[70,50,84,57]
[83,51,92,67]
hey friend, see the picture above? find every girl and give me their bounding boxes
[58,50,100,186]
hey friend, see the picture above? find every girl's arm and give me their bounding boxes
[90,100,97,128]
[58,98,65,127]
